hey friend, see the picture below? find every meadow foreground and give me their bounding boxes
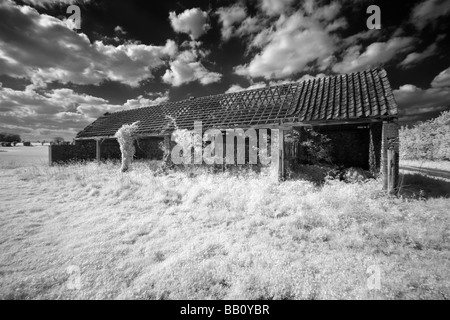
[0,161,449,299]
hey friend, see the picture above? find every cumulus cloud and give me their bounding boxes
[0,1,178,87]
[431,66,450,88]
[225,72,328,92]
[236,16,265,37]
[398,42,438,68]
[114,25,127,35]
[0,86,170,140]
[225,82,266,93]
[169,8,210,40]
[394,84,450,123]
[234,11,337,79]
[0,86,99,139]
[394,66,450,123]
[259,0,295,16]
[410,0,450,30]
[162,48,222,87]
[332,37,415,73]
[21,0,91,7]
[306,0,341,21]
[216,5,247,40]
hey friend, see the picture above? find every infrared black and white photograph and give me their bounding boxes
[0,0,450,304]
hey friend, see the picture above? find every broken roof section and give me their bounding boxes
[76,67,398,139]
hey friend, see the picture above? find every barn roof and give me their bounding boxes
[76,68,398,139]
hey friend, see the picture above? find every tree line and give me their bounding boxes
[1,133,67,146]
[400,111,450,161]
[0,132,21,143]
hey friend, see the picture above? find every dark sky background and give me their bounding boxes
[0,0,449,140]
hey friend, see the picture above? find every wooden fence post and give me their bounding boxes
[48,145,53,166]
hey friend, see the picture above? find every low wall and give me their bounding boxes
[49,137,164,164]
[49,144,96,164]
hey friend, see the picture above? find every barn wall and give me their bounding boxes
[50,143,96,164]
[50,137,164,164]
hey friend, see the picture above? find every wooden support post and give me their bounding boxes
[381,121,399,193]
[269,128,285,181]
[96,139,101,163]
[387,149,399,195]
[279,128,285,180]
[163,135,171,163]
[48,145,53,166]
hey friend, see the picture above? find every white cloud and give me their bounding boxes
[216,5,247,40]
[398,42,438,68]
[341,29,380,47]
[235,12,336,79]
[225,82,266,93]
[297,73,326,82]
[332,37,415,73]
[431,66,450,88]
[0,86,170,140]
[259,0,295,16]
[162,48,222,86]
[114,25,127,35]
[236,16,265,37]
[21,0,91,7]
[309,1,341,21]
[410,0,450,30]
[394,66,450,123]
[122,92,169,110]
[0,1,178,87]
[394,84,450,122]
[169,8,210,40]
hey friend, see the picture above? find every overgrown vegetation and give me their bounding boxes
[400,111,450,161]
[1,161,449,299]
[115,121,140,172]
[287,128,333,165]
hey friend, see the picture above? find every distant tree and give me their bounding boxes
[0,132,21,143]
[52,137,65,145]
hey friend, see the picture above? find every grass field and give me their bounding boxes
[0,145,49,167]
[0,149,449,299]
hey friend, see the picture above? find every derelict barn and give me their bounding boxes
[52,67,399,191]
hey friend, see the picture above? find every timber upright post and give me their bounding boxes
[48,145,53,166]
[270,128,285,181]
[163,135,171,164]
[96,139,101,163]
[279,128,285,180]
[387,148,399,194]
[381,120,399,194]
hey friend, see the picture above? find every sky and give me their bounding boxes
[0,0,449,141]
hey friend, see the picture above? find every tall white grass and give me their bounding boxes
[1,161,449,299]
